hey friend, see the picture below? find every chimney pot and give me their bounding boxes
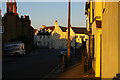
[55,20,58,22]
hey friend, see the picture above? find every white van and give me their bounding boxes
[4,42,26,56]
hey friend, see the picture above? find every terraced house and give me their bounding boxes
[37,20,87,49]
[85,0,120,79]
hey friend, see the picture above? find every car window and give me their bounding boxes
[61,49,67,51]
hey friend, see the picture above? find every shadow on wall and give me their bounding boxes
[50,32,83,50]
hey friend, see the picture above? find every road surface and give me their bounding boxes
[2,49,61,79]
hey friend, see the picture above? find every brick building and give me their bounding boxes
[2,0,34,53]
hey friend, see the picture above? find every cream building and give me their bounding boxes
[85,1,102,77]
[85,0,120,79]
[102,2,120,79]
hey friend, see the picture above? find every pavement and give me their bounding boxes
[43,53,99,80]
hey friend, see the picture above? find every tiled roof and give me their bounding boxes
[33,29,38,34]
[43,26,55,31]
[37,29,51,35]
[71,27,87,34]
[60,26,67,32]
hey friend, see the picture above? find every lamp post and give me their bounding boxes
[67,0,71,65]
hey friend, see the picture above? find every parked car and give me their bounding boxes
[60,48,73,56]
[3,42,26,57]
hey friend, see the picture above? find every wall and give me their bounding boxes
[37,35,52,48]
[102,2,118,78]
[91,21,97,73]
[2,13,34,53]
[17,18,23,37]
[89,1,102,77]
[95,2,102,20]
[3,14,17,42]
[91,19,102,77]
[0,33,1,80]
[118,1,120,73]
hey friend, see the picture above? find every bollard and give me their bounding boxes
[60,55,65,72]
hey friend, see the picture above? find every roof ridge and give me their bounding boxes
[71,27,86,28]
[46,26,55,27]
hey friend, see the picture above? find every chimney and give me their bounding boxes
[41,25,46,29]
[24,15,29,20]
[54,20,59,29]
[21,16,23,18]
[9,0,13,13]
[13,0,17,13]
[6,0,9,13]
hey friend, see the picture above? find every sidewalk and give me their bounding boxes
[45,53,98,79]
[55,55,95,78]
[56,58,84,78]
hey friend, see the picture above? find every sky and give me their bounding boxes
[1,2,86,29]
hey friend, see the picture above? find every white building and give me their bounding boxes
[37,20,87,49]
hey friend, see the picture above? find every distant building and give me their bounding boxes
[37,29,52,48]
[33,29,39,46]
[2,0,34,53]
[70,27,87,48]
[37,20,87,49]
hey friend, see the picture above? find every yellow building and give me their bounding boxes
[102,2,120,78]
[85,1,102,77]
[85,0,120,79]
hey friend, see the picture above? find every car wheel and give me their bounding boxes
[14,52,20,57]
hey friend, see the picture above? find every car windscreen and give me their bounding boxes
[61,49,67,51]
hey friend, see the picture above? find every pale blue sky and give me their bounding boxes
[2,2,86,29]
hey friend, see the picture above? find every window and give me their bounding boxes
[39,36,41,39]
[75,35,78,38]
[47,42,49,46]
[41,36,43,39]
[47,35,49,39]
[38,41,41,45]
[80,36,85,39]
[79,35,81,38]
[92,1,95,20]
[43,36,45,39]
[43,42,45,45]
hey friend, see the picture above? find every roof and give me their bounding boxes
[43,26,55,31]
[37,29,51,35]
[60,26,67,32]
[33,29,38,34]
[71,27,87,34]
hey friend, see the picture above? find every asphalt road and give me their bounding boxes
[2,48,61,79]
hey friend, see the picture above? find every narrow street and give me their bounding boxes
[2,49,61,79]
